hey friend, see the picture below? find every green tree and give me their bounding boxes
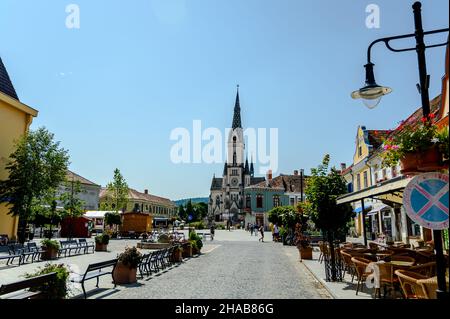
[185,199,194,220]
[0,127,69,243]
[59,178,85,239]
[104,168,129,213]
[193,202,208,221]
[304,154,354,281]
[104,212,122,228]
[178,204,186,221]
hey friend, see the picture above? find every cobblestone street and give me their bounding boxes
[0,230,331,299]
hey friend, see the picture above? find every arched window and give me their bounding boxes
[256,194,263,208]
[273,195,280,207]
[246,195,251,208]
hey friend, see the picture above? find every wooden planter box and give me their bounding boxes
[113,262,137,285]
[170,249,183,262]
[95,243,108,252]
[298,246,313,260]
[40,247,58,260]
[182,245,192,258]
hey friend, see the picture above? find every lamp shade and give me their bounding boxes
[351,63,392,108]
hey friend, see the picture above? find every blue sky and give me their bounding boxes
[1,0,448,200]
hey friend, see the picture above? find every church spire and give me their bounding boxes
[244,156,249,175]
[223,161,227,176]
[250,155,254,177]
[232,85,242,129]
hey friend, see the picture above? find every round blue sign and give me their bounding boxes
[403,172,449,230]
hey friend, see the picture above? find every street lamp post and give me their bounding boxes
[352,1,449,299]
[300,169,304,203]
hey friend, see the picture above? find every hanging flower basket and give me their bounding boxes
[417,145,443,172]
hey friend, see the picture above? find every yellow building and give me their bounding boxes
[0,57,38,239]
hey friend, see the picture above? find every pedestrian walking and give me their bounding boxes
[273,223,280,242]
[210,223,215,241]
[258,225,264,242]
[249,223,253,236]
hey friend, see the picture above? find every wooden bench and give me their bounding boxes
[0,272,57,299]
[70,259,117,299]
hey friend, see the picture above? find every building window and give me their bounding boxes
[273,195,280,207]
[246,195,251,208]
[290,197,295,206]
[382,168,387,180]
[256,195,263,208]
[374,172,378,182]
[358,146,362,157]
[356,174,361,191]
[363,171,368,189]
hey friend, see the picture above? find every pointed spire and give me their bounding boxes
[223,161,227,176]
[244,156,249,174]
[232,85,242,129]
[0,57,19,100]
[250,154,254,177]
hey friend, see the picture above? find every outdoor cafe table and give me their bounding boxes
[363,252,394,261]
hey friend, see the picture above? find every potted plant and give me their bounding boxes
[113,246,142,284]
[171,245,183,262]
[294,222,312,261]
[24,263,69,299]
[40,239,60,260]
[181,241,193,258]
[382,114,446,173]
[189,231,203,255]
[95,234,110,251]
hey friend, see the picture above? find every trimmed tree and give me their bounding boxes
[104,168,129,213]
[0,127,69,243]
[304,154,354,281]
[60,178,85,239]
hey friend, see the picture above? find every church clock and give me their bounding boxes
[231,177,239,187]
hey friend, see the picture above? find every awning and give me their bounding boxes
[84,211,116,218]
[337,176,412,206]
[354,205,372,214]
[367,204,391,214]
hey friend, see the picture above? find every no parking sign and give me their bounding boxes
[403,172,449,230]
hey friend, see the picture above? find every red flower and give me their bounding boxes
[421,117,427,123]
[429,113,436,119]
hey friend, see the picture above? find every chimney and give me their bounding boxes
[144,189,148,194]
[294,170,299,176]
[267,169,272,180]
[340,163,347,171]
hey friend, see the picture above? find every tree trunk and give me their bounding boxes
[17,216,28,244]
[327,231,337,281]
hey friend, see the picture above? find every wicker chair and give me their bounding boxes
[376,262,400,298]
[394,270,428,299]
[318,241,325,263]
[340,250,356,282]
[351,257,373,295]
[409,262,436,277]
[417,276,449,299]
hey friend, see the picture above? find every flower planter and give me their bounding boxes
[192,246,200,255]
[400,152,420,174]
[417,146,443,172]
[40,247,58,260]
[182,245,192,258]
[171,249,183,262]
[298,246,313,260]
[95,243,108,252]
[113,261,137,284]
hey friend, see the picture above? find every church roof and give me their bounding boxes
[249,177,265,186]
[210,177,223,190]
[0,57,19,100]
[232,86,242,129]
